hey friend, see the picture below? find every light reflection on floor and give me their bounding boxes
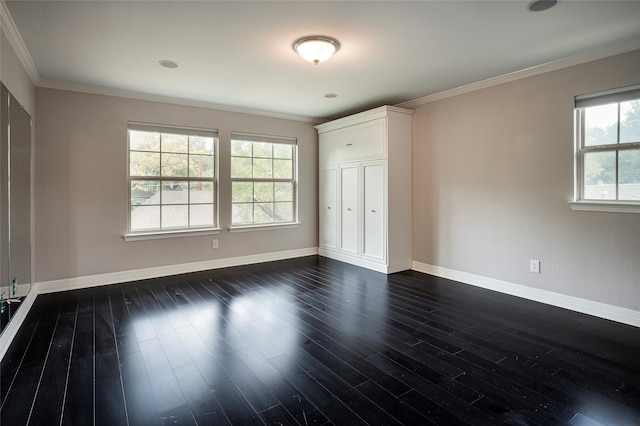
[127,284,303,402]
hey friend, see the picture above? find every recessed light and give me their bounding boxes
[527,0,557,12]
[159,60,178,69]
[324,93,338,99]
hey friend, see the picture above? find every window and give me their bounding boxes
[574,85,640,208]
[230,132,297,227]
[127,123,218,234]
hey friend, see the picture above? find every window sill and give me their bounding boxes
[228,222,301,233]
[569,201,640,214]
[124,228,222,241]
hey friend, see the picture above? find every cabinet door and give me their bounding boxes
[319,119,385,163]
[340,165,359,254]
[319,167,337,249]
[362,162,385,261]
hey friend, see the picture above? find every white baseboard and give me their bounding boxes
[317,248,412,274]
[318,248,389,274]
[411,261,640,328]
[34,247,318,294]
[0,247,317,361]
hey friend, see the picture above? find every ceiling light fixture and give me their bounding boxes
[527,0,557,12]
[293,36,340,65]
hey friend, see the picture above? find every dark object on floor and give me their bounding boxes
[0,296,24,336]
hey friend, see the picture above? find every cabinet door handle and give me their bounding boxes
[347,208,352,211]
[371,209,376,213]
[327,206,331,209]
[346,143,353,146]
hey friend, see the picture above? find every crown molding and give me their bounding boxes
[1,0,316,123]
[396,39,640,109]
[3,0,638,121]
[0,0,40,84]
[37,79,320,123]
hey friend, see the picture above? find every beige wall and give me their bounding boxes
[412,49,640,311]
[35,88,318,283]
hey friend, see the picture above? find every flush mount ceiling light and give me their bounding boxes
[527,0,557,12]
[293,36,341,65]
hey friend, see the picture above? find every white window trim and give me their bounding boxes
[230,132,298,227]
[572,84,640,213]
[569,201,640,214]
[228,222,301,233]
[126,122,219,238]
[124,227,222,241]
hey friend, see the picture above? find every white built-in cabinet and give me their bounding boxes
[316,106,413,274]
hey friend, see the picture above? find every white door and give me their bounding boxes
[320,167,337,249]
[362,162,385,261]
[340,165,359,254]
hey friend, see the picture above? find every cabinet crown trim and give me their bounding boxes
[315,105,413,134]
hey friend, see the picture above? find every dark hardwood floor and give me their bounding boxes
[1,256,639,425]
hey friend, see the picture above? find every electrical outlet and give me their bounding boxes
[530,259,540,274]
[212,239,219,249]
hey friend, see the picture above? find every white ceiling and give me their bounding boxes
[4,0,640,120]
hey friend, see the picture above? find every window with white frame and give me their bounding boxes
[575,85,640,204]
[230,132,297,226]
[128,123,218,233]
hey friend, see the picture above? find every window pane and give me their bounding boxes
[190,204,214,227]
[584,104,618,146]
[232,182,253,203]
[162,205,188,229]
[230,135,296,226]
[130,130,160,152]
[189,154,214,178]
[231,140,252,157]
[231,157,252,178]
[274,182,293,202]
[130,205,160,231]
[130,151,160,176]
[254,182,273,202]
[273,159,292,179]
[232,203,253,225]
[162,181,188,204]
[620,100,640,144]
[273,144,292,159]
[253,142,272,158]
[584,151,616,200]
[254,202,275,223]
[190,181,214,204]
[189,136,215,155]
[619,149,640,201]
[162,133,188,153]
[161,153,188,177]
[129,126,217,233]
[253,158,273,179]
[275,202,293,222]
[131,180,159,207]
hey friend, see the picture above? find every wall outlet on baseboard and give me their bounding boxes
[212,239,219,249]
[530,259,540,274]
